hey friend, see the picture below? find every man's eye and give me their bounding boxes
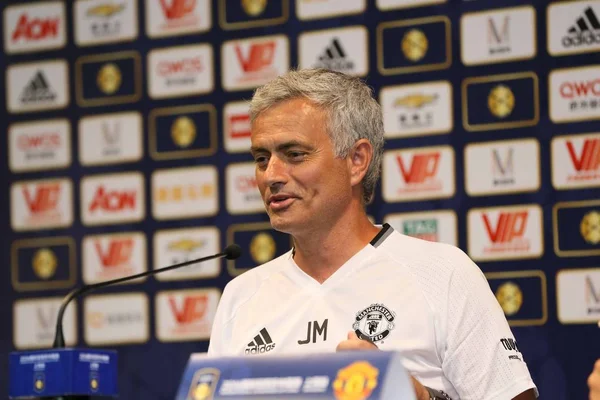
[253,155,267,164]
[288,152,305,159]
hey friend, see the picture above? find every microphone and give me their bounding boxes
[52,243,242,348]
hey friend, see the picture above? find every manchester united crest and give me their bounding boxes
[352,304,396,344]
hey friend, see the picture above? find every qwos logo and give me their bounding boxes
[3,1,66,54]
[226,162,264,214]
[155,289,220,342]
[550,65,600,123]
[382,146,455,202]
[552,133,600,189]
[9,119,71,172]
[468,204,543,261]
[11,178,73,231]
[81,172,145,226]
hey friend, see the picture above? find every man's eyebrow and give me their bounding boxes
[250,141,312,154]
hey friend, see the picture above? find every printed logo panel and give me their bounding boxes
[79,112,143,166]
[155,288,220,342]
[467,204,543,261]
[549,65,600,123]
[6,59,69,113]
[552,132,600,189]
[84,293,149,345]
[81,172,145,226]
[221,35,289,91]
[298,26,368,76]
[486,270,547,326]
[557,268,600,324]
[11,178,73,231]
[380,80,453,138]
[149,104,217,160]
[377,16,451,75]
[226,162,264,215]
[384,210,457,246]
[11,237,76,292]
[227,222,293,276]
[147,44,214,99]
[553,200,600,257]
[377,0,446,10]
[462,72,539,131]
[547,1,600,56]
[219,0,288,30]
[153,227,220,281]
[82,232,147,285]
[3,1,66,54]
[75,51,142,107]
[152,166,218,220]
[13,297,77,349]
[382,146,455,202]
[223,101,251,153]
[73,0,138,46]
[460,6,536,66]
[145,0,211,38]
[464,139,541,196]
[9,119,71,172]
[296,0,365,20]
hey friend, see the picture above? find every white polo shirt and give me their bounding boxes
[208,224,538,400]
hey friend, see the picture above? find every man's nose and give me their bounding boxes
[263,156,287,188]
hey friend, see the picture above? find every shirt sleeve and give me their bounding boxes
[207,283,233,357]
[441,255,538,400]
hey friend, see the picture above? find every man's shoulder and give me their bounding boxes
[223,250,292,297]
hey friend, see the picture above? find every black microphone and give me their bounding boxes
[52,243,242,348]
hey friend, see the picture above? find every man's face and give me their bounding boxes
[250,97,353,235]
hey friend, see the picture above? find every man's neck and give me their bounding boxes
[291,211,380,284]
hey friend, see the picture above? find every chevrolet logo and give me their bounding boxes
[87,3,126,17]
[394,94,437,109]
[168,239,206,253]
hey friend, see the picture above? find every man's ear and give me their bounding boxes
[347,139,373,188]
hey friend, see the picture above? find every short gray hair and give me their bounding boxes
[249,69,384,204]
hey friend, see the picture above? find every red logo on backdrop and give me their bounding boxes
[17,133,61,150]
[482,211,530,253]
[396,153,442,192]
[235,42,278,83]
[157,57,203,76]
[236,175,257,191]
[559,79,600,111]
[228,114,251,139]
[168,295,208,333]
[22,183,62,224]
[566,139,600,181]
[12,13,60,42]
[160,0,198,28]
[89,187,137,212]
[94,238,135,278]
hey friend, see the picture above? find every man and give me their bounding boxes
[208,69,538,400]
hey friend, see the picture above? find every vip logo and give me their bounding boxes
[148,44,213,99]
[245,328,276,354]
[11,179,73,231]
[487,15,510,54]
[562,7,600,49]
[383,146,454,202]
[483,212,528,245]
[83,233,146,284]
[4,2,66,54]
[553,134,600,188]
[492,148,515,185]
[74,0,137,46]
[96,238,133,268]
[146,0,209,38]
[81,173,144,226]
[222,35,289,91]
[156,289,219,341]
[567,138,600,175]
[226,163,264,214]
[89,187,137,212]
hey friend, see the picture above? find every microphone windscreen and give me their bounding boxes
[224,244,242,260]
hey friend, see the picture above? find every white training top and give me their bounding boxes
[208,224,538,400]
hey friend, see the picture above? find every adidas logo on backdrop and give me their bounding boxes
[314,38,354,72]
[563,7,600,48]
[20,71,56,104]
[245,327,276,354]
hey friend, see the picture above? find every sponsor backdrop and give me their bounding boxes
[1,0,600,398]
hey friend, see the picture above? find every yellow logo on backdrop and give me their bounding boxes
[32,248,58,280]
[495,281,523,316]
[394,94,437,109]
[333,361,379,400]
[488,84,514,118]
[156,184,214,202]
[250,232,276,264]
[401,29,428,62]
[87,3,125,17]
[581,211,600,245]
[171,116,197,148]
[97,63,122,94]
[242,0,267,16]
